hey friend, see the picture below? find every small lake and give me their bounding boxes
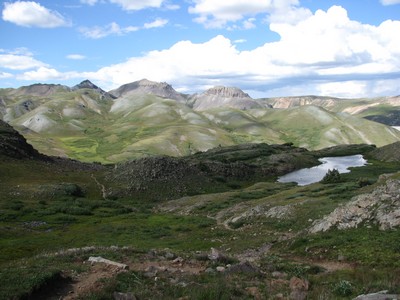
[278,154,367,186]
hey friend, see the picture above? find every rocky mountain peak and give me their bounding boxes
[136,78,170,88]
[72,80,116,100]
[204,86,251,99]
[73,80,99,90]
[109,79,187,102]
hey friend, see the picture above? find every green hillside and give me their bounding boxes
[1,122,399,299]
[1,82,400,163]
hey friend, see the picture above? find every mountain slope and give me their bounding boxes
[0,80,399,162]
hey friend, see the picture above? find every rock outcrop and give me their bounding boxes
[189,86,268,111]
[0,120,43,159]
[309,177,400,233]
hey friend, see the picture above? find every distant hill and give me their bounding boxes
[0,79,399,162]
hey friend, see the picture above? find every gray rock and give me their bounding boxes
[113,292,137,300]
[309,179,400,233]
[226,261,260,275]
[216,266,225,272]
[165,252,177,260]
[353,290,399,300]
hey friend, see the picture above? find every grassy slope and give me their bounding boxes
[1,142,400,299]
[1,88,399,163]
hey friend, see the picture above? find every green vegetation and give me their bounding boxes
[1,121,400,299]
[320,168,342,183]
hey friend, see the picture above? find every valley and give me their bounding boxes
[1,80,400,299]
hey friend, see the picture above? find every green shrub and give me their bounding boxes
[320,169,341,184]
[333,279,353,296]
[358,178,375,187]
[62,183,84,197]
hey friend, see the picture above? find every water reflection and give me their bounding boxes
[278,154,367,186]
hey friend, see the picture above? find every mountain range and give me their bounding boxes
[1,79,399,163]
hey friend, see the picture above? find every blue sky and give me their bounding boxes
[1,0,400,98]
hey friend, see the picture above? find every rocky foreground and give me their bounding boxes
[309,176,400,233]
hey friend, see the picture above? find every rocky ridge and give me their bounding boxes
[309,176,400,233]
[8,83,70,97]
[0,119,43,159]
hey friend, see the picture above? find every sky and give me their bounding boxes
[1,0,400,98]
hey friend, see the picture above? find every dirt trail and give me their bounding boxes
[289,256,355,272]
[60,264,122,300]
[91,174,107,200]
[50,257,206,299]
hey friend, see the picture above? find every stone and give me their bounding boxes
[172,257,184,264]
[88,256,128,269]
[289,277,309,291]
[113,292,137,300]
[353,290,400,300]
[226,261,260,275]
[208,247,221,260]
[246,287,262,300]
[289,277,309,300]
[216,266,225,272]
[272,271,288,279]
[165,252,176,260]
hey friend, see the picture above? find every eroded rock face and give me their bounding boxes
[189,85,268,111]
[309,178,400,233]
[204,86,251,99]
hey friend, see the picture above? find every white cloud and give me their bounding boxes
[66,54,86,60]
[80,0,99,5]
[165,4,180,10]
[0,53,47,70]
[143,18,168,29]
[6,5,400,98]
[2,1,70,28]
[17,67,63,81]
[243,18,256,29]
[109,0,165,11]
[79,22,139,39]
[80,0,176,10]
[188,0,306,28]
[380,0,400,5]
[80,19,168,39]
[81,6,400,98]
[0,71,12,79]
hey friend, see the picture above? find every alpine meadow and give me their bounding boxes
[1,0,400,299]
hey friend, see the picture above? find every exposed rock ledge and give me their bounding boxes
[309,177,400,233]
